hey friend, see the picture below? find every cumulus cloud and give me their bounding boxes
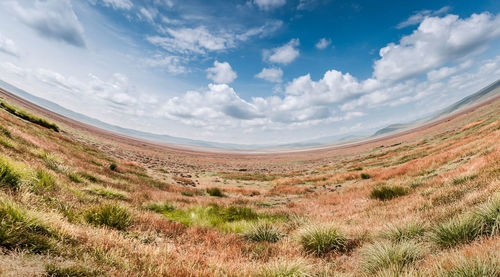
[256,67,283,83]
[315,38,331,50]
[374,13,500,81]
[254,0,286,11]
[264,39,300,65]
[397,6,450,29]
[8,0,86,47]
[0,33,19,56]
[206,61,237,84]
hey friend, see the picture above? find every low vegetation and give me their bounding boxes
[370,185,409,201]
[84,204,131,230]
[0,96,500,275]
[0,100,59,132]
[298,224,349,255]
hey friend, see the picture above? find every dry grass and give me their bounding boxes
[0,96,499,276]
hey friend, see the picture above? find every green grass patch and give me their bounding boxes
[370,185,409,201]
[298,224,349,255]
[360,173,371,179]
[85,204,131,230]
[221,172,277,181]
[146,201,175,213]
[0,199,53,253]
[0,100,59,132]
[360,240,425,274]
[87,187,127,200]
[79,172,99,183]
[451,174,477,185]
[153,203,285,233]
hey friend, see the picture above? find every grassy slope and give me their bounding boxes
[0,97,499,276]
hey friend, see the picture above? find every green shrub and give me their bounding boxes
[299,225,348,255]
[85,204,131,230]
[109,163,118,171]
[45,264,100,277]
[382,222,426,242]
[0,157,21,190]
[360,240,425,274]
[244,222,283,242]
[207,187,224,197]
[146,202,175,213]
[361,173,371,179]
[370,185,409,201]
[437,256,500,277]
[0,199,52,253]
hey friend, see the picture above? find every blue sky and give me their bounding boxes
[0,0,500,145]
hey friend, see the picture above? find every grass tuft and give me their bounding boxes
[258,259,312,277]
[298,224,348,255]
[244,222,283,242]
[360,240,425,274]
[370,185,409,201]
[437,256,500,277]
[207,187,225,197]
[0,157,21,190]
[360,173,371,179]
[85,204,131,230]
[34,169,56,191]
[0,199,53,253]
[87,187,127,200]
[382,222,426,242]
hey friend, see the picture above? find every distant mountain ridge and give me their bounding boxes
[1,78,499,149]
[371,79,500,137]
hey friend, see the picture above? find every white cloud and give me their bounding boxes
[426,60,473,82]
[264,39,300,65]
[0,33,19,56]
[397,6,450,29]
[206,61,237,84]
[315,38,331,50]
[256,67,283,83]
[139,7,158,23]
[148,21,281,56]
[101,0,133,10]
[254,0,286,11]
[7,0,86,48]
[374,13,500,81]
[143,55,187,74]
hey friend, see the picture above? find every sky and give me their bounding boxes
[0,0,500,145]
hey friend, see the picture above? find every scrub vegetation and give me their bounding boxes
[0,96,499,276]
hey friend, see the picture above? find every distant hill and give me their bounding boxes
[372,79,500,137]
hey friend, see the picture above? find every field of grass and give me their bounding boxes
[0,95,499,276]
